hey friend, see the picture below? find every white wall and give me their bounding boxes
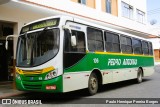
[149,38,160,49]
[20,0,151,36]
[121,0,146,12]
[95,0,102,11]
[120,0,147,23]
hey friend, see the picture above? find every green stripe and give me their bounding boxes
[64,53,154,72]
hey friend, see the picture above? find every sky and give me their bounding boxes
[147,0,160,25]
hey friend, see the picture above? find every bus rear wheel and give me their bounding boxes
[88,73,98,95]
[137,68,143,83]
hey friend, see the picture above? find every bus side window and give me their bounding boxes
[132,39,142,54]
[105,31,120,52]
[148,42,153,55]
[142,41,149,55]
[87,27,103,52]
[64,30,86,52]
[120,36,132,54]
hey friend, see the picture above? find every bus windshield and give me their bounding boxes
[16,28,60,67]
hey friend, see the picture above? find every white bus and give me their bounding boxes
[15,16,154,95]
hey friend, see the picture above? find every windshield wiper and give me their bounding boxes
[30,27,49,66]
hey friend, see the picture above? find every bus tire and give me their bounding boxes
[88,73,98,95]
[137,68,143,83]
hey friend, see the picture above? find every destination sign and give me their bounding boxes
[21,18,59,33]
[21,26,29,33]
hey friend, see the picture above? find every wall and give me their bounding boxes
[111,0,118,16]
[0,4,46,59]
[149,38,160,61]
[154,50,160,61]
[21,0,151,36]
[119,0,147,22]
[121,0,146,12]
[87,0,95,8]
[71,0,95,8]
[149,38,160,49]
[101,0,118,16]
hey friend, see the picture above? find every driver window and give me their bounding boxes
[65,30,86,52]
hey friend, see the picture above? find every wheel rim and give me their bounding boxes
[138,71,142,82]
[90,77,97,90]
[89,75,98,94]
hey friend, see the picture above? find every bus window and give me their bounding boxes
[64,30,86,52]
[105,32,120,52]
[120,36,132,54]
[148,42,153,55]
[87,27,103,52]
[132,39,142,54]
[142,41,149,55]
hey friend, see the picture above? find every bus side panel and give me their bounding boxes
[62,52,154,92]
[102,70,113,84]
[112,69,125,83]
[112,68,138,82]
[102,68,137,84]
[63,72,90,92]
[124,68,137,80]
[143,66,154,77]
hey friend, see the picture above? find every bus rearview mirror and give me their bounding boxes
[5,41,8,50]
[71,35,77,47]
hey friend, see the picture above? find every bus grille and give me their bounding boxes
[23,82,42,90]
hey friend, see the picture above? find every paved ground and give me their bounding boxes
[1,65,160,107]
[0,84,24,99]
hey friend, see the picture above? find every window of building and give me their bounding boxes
[148,42,153,55]
[137,9,145,23]
[106,0,111,13]
[121,2,133,19]
[105,31,120,52]
[142,41,149,55]
[78,0,86,5]
[87,27,103,51]
[64,30,86,52]
[132,39,142,54]
[120,36,132,54]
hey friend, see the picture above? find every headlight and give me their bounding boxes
[16,72,21,80]
[45,69,58,80]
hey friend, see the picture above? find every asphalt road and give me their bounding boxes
[3,66,160,107]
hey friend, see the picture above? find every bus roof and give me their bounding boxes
[23,15,150,42]
[23,15,73,27]
[72,17,150,42]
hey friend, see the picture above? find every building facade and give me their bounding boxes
[0,0,157,82]
[150,37,160,61]
[148,25,160,62]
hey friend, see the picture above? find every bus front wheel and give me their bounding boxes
[88,73,98,95]
[137,68,143,83]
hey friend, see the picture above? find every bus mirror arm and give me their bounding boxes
[62,25,72,34]
[5,35,18,50]
[5,41,8,50]
[62,25,76,46]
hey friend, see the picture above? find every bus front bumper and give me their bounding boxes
[16,76,63,93]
